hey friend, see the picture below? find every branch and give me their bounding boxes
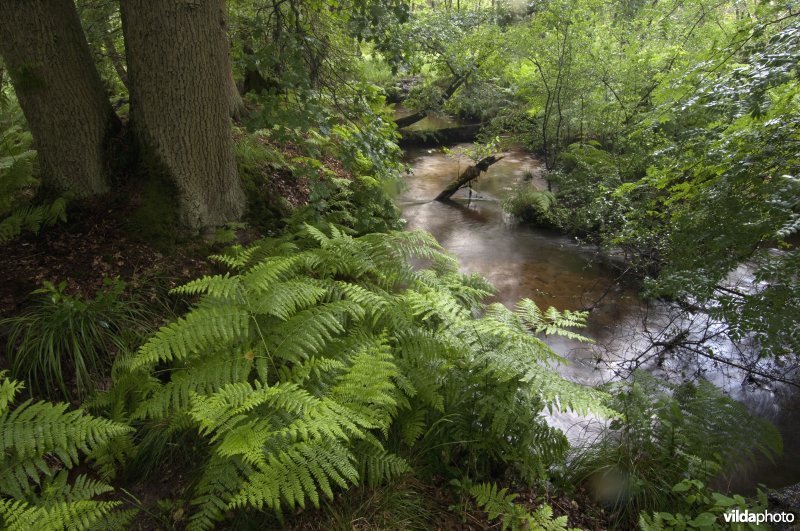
[435,155,504,201]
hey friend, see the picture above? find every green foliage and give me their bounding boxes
[461,481,574,531]
[623,21,800,357]
[1,279,152,400]
[0,372,135,530]
[315,479,434,530]
[442,137,500,164]
[503,187,557,226]
[241,118,402,236]
[0,125,66,243]
[458,0,800,360]
[99,224,607,529]
[564,372,782,527]
[549,143,627,237]
[639,480,770,531]
[235,130,294,232]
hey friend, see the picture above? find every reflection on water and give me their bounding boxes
[399,144,799,493]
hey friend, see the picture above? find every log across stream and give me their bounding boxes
[397,142,800,495]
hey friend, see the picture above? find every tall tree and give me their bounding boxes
[0,0,119,197]
[120,0,245,231]
[219,0,245,119]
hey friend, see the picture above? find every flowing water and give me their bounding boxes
[397,142,799,493]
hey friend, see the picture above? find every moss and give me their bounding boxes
[8,62,46,92]
[235,133,294,232]
[127,173,179,252]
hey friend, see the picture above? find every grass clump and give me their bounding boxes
[2,279,153,401]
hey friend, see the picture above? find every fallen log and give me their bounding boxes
[435,155,504,201]
[395,110,428,129]
[398,123,483,147]
[393,73,468,129]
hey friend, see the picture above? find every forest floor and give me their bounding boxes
[0,202,215,319]
[0,142,614,530]
[0,202,614,530]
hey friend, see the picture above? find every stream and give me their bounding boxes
[397,141,799,494]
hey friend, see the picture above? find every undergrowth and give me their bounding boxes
[1,279,153,401]
[87,224,603,529]
[562,371,782,528]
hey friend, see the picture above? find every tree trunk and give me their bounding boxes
[395,110,428,129]
[435,155,503,201]
[120,0,245,231]
[0,0,119,197]
[218,0,245,119]
[225,65,245,120]
[103,32,129,89]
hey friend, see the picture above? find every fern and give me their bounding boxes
[0,498,128,531]
[0,372,134,529]
[468,482,575,531]
[107,225,609,527]
[130,303,250,369]
[0,125,67,243]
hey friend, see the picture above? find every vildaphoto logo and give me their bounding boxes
[722,509,796,524]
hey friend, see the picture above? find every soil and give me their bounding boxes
[0,202,215,319]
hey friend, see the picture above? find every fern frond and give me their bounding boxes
[28,472,116,508]
[240,254,308,294]
[469,482,572,531]
[0,498,124,531]
[226,440,358,513]
[171,273,242,301]
[131,304,250,370]
[248,277,328,320]
[0,373,23,413]
[355,439,411,487]
[265,301,363,362]
[0,399,132,496]
[209,244,257,270]
[187,455,253,531]
[133,354,253,421]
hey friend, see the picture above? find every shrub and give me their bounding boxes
[639,479,769,531]
[461,481,575,531]
[503,187,557,226]
[549,143,626,237]
[0,125,67,244]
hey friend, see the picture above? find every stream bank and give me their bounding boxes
[397,141,800,496]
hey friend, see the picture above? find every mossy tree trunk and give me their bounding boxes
[120,0,245,232]
[0,0,119,197]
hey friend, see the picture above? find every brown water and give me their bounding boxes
[398,143,800,493]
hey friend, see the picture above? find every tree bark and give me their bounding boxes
[395,110,428,129]
[120,0,245,231]
[0,0,119,197]
[435,155,503,201]
[218,0,245,119]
